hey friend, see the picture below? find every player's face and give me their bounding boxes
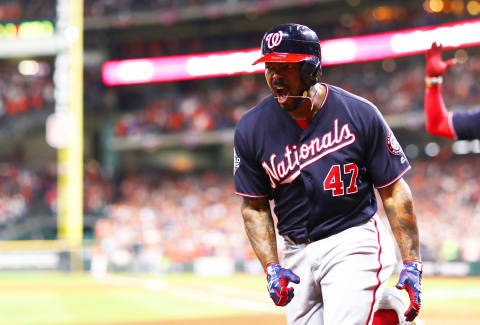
[265,62,305,111]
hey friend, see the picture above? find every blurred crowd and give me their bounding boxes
[331,52,480,115]
[1,51,478,139]
[407,156,480,263]
[113,76,267,136]
[0,61,53,117]
[0,0,54,23]
[111,51,480,137]
[2,0,479,138]
[0,159,112,236]
[84,0,218,17]
[0,161,36,225]
[92,171,253,273]
[102,1,467,59]
[5,0,455,30]
[86,155,480,273]
[3,154,478,268]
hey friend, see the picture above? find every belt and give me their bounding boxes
[283,235,313,245]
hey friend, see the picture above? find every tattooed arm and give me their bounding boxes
[241,196,279,268]
[378,178,423,321]
[378,177,420,261]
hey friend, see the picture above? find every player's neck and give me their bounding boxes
[286,83,326,120]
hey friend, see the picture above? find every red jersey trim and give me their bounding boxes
[375,165,411,189]
[235,191,268,198]
[448,112,458,140]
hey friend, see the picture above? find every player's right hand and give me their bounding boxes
[265,263,300,306]
[426,42,456,77]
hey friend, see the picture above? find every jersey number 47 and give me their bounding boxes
[323,163,359,196]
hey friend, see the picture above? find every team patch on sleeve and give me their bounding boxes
[233,147,240,175]
[386,129,403,156]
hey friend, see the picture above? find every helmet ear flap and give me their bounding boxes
[301,56,321,87]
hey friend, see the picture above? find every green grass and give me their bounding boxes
[0,272,478,325]
[0,272,269,325]
[164,272,266,290]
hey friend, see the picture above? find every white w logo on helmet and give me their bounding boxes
[265,31,283,49]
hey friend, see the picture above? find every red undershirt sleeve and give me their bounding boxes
[424,85,456,140]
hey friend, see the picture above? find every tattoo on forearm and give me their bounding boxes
[381,180,421,261]
[241,199,279,268]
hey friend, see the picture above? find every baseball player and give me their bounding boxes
[424,42,480,140]
[233,24,422,325]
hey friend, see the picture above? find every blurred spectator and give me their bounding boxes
[0,0,54,23]
[0,158,114,231]
[0,61,53,118]
[0,162,34,225]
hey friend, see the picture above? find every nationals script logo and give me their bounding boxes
[265,31,283,49]
[261,119,356,188]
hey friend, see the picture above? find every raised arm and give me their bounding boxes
[378,178,422,322]
[241,196,279,268]
[424,42,457,139]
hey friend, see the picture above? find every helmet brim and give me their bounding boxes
[252,53,315,65]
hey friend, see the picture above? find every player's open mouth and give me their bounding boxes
[275,87,290,104]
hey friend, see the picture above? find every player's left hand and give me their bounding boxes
[265,263,300,307]
[396,261,423,322]
[426,42,456,77]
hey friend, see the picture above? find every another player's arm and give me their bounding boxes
[377,178,420,261]
[424,82,455,139]
[241,196,279,268]
[424,42,457,139]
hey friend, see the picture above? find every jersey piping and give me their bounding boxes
[375,165,411,189]
[448,112,458,140]
[318,83,329,111]
[235,191,268,198]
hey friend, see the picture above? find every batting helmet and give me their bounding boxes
[253,23,322,86]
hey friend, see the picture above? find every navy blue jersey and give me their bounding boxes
[234,85,410,240]
[452,108,480,140]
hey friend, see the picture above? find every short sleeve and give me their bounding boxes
[452,109,480,140]
[365,108,411,188]
[233,128,269,197]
